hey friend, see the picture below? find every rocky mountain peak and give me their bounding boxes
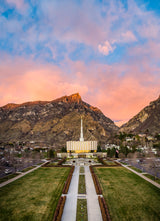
[0,93,118,149]
[55,93,82,104]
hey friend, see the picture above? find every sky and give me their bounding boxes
[0,0,160,126]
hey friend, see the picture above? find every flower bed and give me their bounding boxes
[53,196,66,221]
[98,196,111,221]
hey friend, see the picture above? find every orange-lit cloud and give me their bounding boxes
[1,56,159,125]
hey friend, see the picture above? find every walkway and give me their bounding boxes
[61,165,102,221]
[121,164,160,189]
[0,161,48,188]
[85,166,102,221]
[61,166,79,221]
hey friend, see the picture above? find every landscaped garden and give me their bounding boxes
[80,166,85,173]
[76,199,88,221]
[78,175,86,194]
[94,167,160,221]
[0,167,71,221]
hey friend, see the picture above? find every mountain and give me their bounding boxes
[0,93,118,149]
[120,95,160,135]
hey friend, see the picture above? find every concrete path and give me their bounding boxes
[0,161,48,188]
[121,164,160,189]
[62,165,102,221]
[85,166,103,221]
[61,166,79,221]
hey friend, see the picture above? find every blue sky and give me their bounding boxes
[0,0,160,125]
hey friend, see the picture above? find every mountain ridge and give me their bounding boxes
[0,93,118,149]
[120,95,160,134]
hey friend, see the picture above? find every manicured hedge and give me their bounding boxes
[62,166,75,194]
[98,196,111,221]
[53,196,66,221]
[89,166,102,195]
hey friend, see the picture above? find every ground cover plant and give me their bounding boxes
[78,175,86,194]
[0,167,70,221]
[94,167,160,221]
[76,199,88,221]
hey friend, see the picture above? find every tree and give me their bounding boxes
[61,147,67,152]
[48,149,55,158]
[119,144,130,157]
[97,145,102,152]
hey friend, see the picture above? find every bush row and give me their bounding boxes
[89,166,102,195]
[53,196,66,221]
[57,158,66,165]
[62,166,75,194]
[98,196,111,221]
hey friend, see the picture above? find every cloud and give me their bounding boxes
[98,41,115,55]
[6,0,27,11]
[121,31,137,43]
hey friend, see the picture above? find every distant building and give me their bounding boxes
[66,116,97,153]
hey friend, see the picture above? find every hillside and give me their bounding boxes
[120,95,160,134]
[0,93,118,149]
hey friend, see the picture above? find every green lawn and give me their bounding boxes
[0,167,70,221]
[94,167,160,221]
[78,175,86,194]
[103,160,117,166]
[76,199,88,221]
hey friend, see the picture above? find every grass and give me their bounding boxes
[128,166,143,173]
[80,167,85,173]
[46,162,58,166]
[94,167,160,221]
[144,174,160,184]
[78,175,86,194]
[103,160,117,166]
[76,199,88,221]
[0,173,19,184]
[0,167,71,221]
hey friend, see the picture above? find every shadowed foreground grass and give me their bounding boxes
[94,167,160,221]
[0,167,70,221]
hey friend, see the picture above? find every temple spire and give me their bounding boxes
[80,116,84,141]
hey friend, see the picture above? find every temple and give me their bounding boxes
[66,116,97,153]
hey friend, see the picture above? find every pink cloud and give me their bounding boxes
[98,41,115,55]
[121,31,137,42]
[0,56,159,124]
[6,0,27,11]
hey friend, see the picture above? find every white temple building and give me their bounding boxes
[66,116,97,153]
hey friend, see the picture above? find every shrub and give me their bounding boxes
[98,196,111,221]
[53,196,66,221]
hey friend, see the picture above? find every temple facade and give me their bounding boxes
[66,117,97,153]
